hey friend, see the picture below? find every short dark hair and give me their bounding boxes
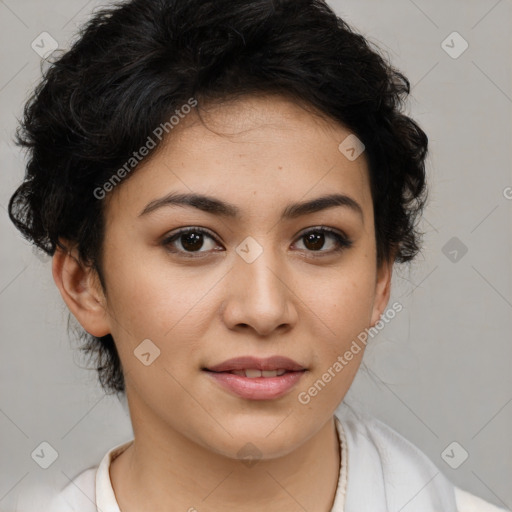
[8,0,428,395]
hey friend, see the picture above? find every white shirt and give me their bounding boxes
[20,407,509,512]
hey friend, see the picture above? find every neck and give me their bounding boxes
[110,393,341,512]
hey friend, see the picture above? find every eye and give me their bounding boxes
[162,225,353,258]
[162,227,223,257]
[292,227,353,255]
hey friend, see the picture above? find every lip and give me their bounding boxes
[204,369,306,400]
[203,355,307,401]
[205,355,306,372]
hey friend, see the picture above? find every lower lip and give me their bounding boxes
[204,370,306,400]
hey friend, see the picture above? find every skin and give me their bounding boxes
[52,94,393,512]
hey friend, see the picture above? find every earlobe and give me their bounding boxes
[52,242,111,337]
[370,257,394,327]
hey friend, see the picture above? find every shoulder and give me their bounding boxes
[336,405,444,482]
[46,439,133,512]
[46,467,97,512]
[454,486,510,512]
[335,405,509,512]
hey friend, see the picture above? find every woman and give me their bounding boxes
[8,0,508,510]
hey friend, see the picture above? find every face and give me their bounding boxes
[58,94,392,460]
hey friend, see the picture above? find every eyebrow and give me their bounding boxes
[139,191,364,223]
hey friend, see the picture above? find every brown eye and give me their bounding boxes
[294,227,353,255]
[303,231,326,251]
[162,225,352,259]
[162,227,222,256]
[180,232,205,252]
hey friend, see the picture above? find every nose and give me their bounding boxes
[220,243,299,337]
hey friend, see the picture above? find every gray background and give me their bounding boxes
[0,0,511,510]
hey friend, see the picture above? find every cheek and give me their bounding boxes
[315,264,376,323]
[103,244,180,327]
[102,249,217,363]
[308,264,376,362]
[298,272,375,408]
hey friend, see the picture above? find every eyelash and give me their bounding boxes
[161,226,353,259]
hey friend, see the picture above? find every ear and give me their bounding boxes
[369,254,394,327]
[52,242,111,337]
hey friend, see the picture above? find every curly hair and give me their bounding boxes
[8,0,428,394]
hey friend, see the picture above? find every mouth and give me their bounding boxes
[202,356,307,400]
[204,368,302,378]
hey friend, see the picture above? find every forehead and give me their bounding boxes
[105,94,372,223]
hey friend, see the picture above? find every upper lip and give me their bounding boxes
[205,356,306,372]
